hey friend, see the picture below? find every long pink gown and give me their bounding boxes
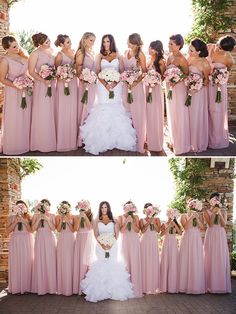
[160,225,179,293]
[146,69,164,152]
[8,216,34,294]
[120,216,142,297]
[77,53,96,147]
[166,64,190,155]
[30,50,56,152]
[32,214,57,295]
[179,217,205,294]
[188,66,208,152]
[2,57,31,155]
[56,52,78,152]
[123,53,146,153]
[208,62,229,149]
[73,224,94,295]
[57,218,75,296]
[140,219,160,294]
[204,210,231,293]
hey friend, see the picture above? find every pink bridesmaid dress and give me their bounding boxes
[30,50,56,152]
[56,53,78,152]
[208,62,229,149]
[166,64,190,155]
[188,66,208,152]
[57,218,75,296]
[146,71,164,152]
[8,216,34,294]
[140,218,160,294]
[77,53,96,147]
[32,214,57,295]
[179,217,205,294]
[204,210,231,293]
[73,224,94,295]
[120,216,142,297]
[123,53,146,153]
[2,57,31,155]
[160,225,179,293]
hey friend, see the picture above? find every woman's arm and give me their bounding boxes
[55,52,63,68]
[28,51,47,83]
[0,58,18,88]
[75,50,84,77]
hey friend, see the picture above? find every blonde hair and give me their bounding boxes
[128,33,143,66]
[75,32,95,63]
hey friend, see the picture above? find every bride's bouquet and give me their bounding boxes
[123,201,138,231]
[143,69,161,103]
[10,203,28,231]
[57,201,71,230]
[144,204,160,231]
[120,69,141,104]
[13,75,34,109]
[187,198,202,227]
[98,68,120,99]
[75,199,90,228]
[209,68,229,103]
[56,64,76,96]
[39,64,57,97]
[184,73,203,106]
[97,233,116,258]
[164,66,186,100]
[80,68,97,104]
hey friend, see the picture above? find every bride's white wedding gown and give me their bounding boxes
[80,59,137,155]
[80,222,134,302]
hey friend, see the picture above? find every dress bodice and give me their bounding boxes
[61,52,74,65]
[98,221,115,236]
[35,50,55,73]
[4,57,28,81]
[123,53,139,71]
[83,53,95,71]
[101,58,119,71]
[189,65,203,77]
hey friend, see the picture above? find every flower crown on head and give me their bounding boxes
[187,198,202,212]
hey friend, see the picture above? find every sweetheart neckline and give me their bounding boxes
[98,221,113,226]
[101,58,118,64]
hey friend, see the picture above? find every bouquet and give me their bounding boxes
[13,75,34,109]
[56,63,76,96]
[120,69,141,104]
[39,64,57,97]
[143,69,161,103]
[11,203,28,231]
[57,202,70,229]
[75,199,90,228]
[187,198,202,227]
[209,68,229,103]
[97,233,116,258]
[80,68,97,104]
[98,68,120,99]
[209,195,222,225]
[35,201,48,228]
[166,208,180,234]
[184,73,203,106]
[144,205,161,231]
[164,66,186,100]
[123,201,137,231]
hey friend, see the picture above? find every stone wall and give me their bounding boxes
[0,158,21,283]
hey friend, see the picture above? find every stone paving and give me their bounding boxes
[0,278,235,314]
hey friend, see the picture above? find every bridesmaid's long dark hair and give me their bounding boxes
[100,34,117,56]
[149,40,164,74]
[99,201,115,222]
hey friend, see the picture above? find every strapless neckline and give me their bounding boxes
[98,221,113,226]
[102,58,118,64]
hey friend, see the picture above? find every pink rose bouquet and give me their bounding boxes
[13,75,34,109]
[144,204,160,230]
[123,201,137,231]
[187,198,202,227]
[75,199,90,228]
[56,63,76,96]
[11,202,28,231]
[39,64,56,97]
[57,201,71,229]
[184,73,203,106]
[166,208,180,220]
[80,68,97,104]
[143,69,161,103]
[209,68,229,103]
[120,69,141,104]
[164,67,186,100]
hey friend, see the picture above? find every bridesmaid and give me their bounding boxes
[28,32,56,152]
[187,38,211,152]
[179,199,205,294]
[73,200,94,295]
[146,40,165,152]
[140,203,161,294]
[6,200,33,294]
[203,193,231,293]
[207,35,236,149]
[56,201,75,296]
[31,199,57,295]
[118,201,142,297]
[75,32,96,147]
[0,36,31,155]
[166,34,190,155]
[160,209,182,293]
[123,33,147,154]
[55,34,78,152]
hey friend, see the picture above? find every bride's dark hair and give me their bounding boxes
[100,34,117,56]
[99,201,115,222]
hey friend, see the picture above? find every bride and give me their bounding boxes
[80,201,134,302]
[80,34,137,155]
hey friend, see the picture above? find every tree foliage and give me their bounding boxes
[20,158,43,180]
[186,0,235,43]
[15,29,35,54]
[169,158,209,212]
[6,0,22,7]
